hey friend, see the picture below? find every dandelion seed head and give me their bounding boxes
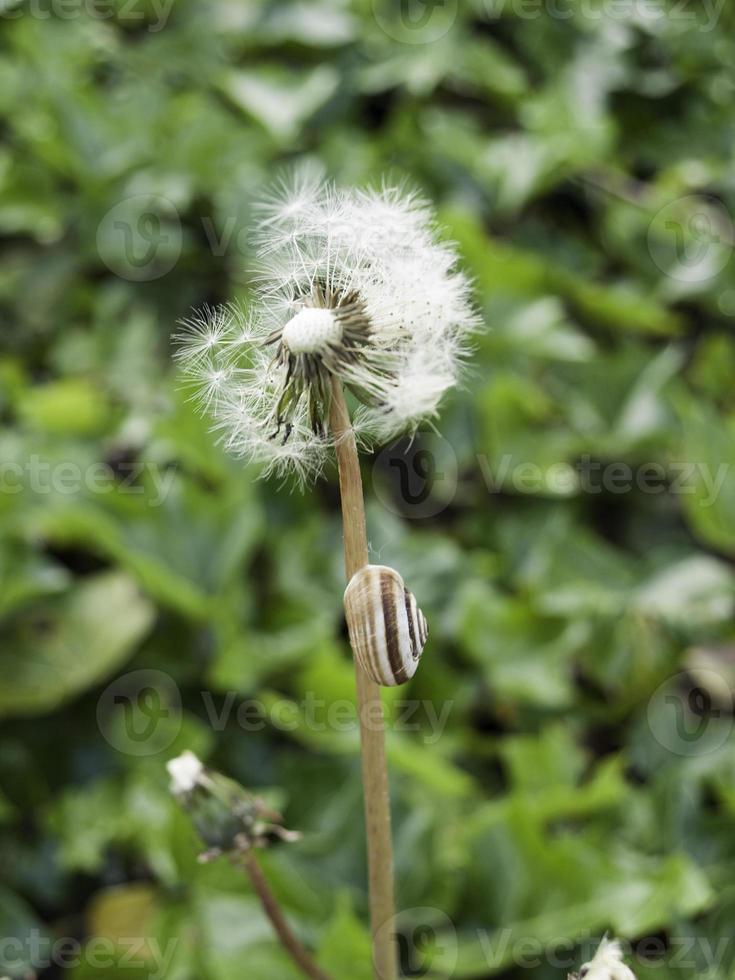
[176,172,480,483]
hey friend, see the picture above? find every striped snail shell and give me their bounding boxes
[343,564,428,687]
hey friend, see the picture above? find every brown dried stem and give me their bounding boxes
[243,851,332,980]
[328,376,398,980]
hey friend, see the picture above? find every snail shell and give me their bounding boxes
[343,564,428,687]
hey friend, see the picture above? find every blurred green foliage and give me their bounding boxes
[1,0,735,978]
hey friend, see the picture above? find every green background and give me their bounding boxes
[1,0,735,977]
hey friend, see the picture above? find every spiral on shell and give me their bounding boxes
[343,564,428,687]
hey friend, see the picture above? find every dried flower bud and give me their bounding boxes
[167,751,299,859]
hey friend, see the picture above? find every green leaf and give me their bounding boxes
[457,581,580,708]
[221,66,340,142]
[317,894,372,980]
[678,399,735,556]
[446,209,684,336]
[0,572,154,717]
[193,889,305,980]
[17,378,114,435]
[0,886,49,979]
[0,548,69,618]
[447,838,712,977]
[633,556,734,627]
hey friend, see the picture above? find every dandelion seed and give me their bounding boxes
[173,305,232,368]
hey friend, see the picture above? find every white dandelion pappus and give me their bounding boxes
[167,750,205,795]
[176,175,479,484]
[572,937,637,980]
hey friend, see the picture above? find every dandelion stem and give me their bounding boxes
[243,851,332,980]
[329,376,398,980]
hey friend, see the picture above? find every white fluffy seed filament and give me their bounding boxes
[282,308,342,355]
